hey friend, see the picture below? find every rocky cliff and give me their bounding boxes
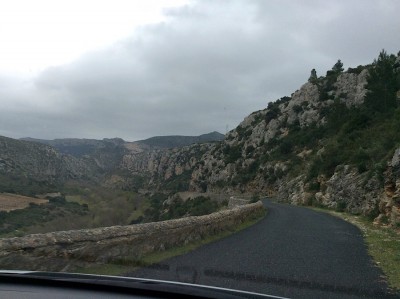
[183,52,400,227]
[376,148,400,226]
[188,68,369,192]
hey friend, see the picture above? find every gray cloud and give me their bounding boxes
[1,0,400,141]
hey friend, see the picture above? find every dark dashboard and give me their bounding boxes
[0,271,287,299]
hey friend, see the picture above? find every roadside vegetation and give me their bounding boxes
[141,193,227,223]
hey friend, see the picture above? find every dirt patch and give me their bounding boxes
[0,193,48,211]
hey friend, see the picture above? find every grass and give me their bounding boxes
[127,200,150,224]
[74,208,266,276]
[310,207,400,292]
[65,195,86,204]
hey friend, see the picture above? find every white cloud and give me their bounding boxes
[0,0,187,73]
[0,0,399,140]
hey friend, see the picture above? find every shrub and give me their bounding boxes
[336,201,347,212]
[292,104,302,113]
[250,194,260,203]
[223,145,242,164]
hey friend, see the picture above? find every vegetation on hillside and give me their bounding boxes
[0,195,88,236]
[0,173,59,197]
[141,193,225,223]
[307,51,400,183]
[230,50,400,190]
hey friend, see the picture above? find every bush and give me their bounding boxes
[163,170,192,192]
[246,145,255,155]
[336,201,347,212]
[307,181,320,191]
[223,145,242,164]
[144,195,221,222]
[364,50,398,114]
[265,102,281,123]
[292,104,302,113]
[250,194,260,203]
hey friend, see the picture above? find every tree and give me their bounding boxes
[308,68,317,83]
[364,49,397,113]
[332,59,344,74]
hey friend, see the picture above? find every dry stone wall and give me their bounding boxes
[0,201,264,272]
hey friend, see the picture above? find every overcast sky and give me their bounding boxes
[0,0,399,141]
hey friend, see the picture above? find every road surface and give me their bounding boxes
[127,200,396,299]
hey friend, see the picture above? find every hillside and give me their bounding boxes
[0,135,102,196]
[2,50,400,227]
[119,50,400,226]
[183,51,400,226]
[20,137,109,157]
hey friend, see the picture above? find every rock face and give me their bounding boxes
[276,175,309,206]
[376,148,400,225]
[317,165,381,214]
[187,68,370,195]
[0,202,264,271]
[335,69,369,107]
[121,143,213,181]
[15,133,223,192]
[115,143,215,192]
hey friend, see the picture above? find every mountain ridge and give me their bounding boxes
[20,131,224,156]
[135,131,224,149]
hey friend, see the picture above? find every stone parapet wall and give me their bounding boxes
[228,197,250,208]
[0,201,264,271]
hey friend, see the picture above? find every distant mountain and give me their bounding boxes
[20,137,124,157]
[21,132,224,156]
[0,135,101,196]
[135,131,224,149]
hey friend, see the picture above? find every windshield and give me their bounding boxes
[1,1,400,298]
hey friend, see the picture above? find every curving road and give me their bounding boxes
[127,200,397,299]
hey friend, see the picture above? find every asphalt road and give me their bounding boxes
[127,200,397,299]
